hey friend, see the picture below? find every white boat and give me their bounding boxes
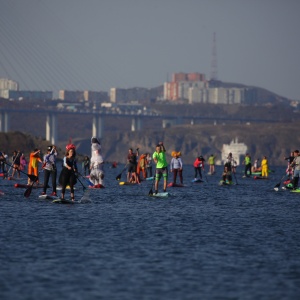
[221,137,247,166]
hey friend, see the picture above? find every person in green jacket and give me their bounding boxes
[208,154,216,175]
[243,153,252,177]
[152,142,168,194]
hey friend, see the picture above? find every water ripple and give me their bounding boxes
[0,165,299,299]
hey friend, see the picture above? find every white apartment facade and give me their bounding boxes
[0,78,19,90]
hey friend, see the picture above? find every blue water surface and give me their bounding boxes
[0,165,299,300]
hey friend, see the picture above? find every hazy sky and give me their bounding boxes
[0,0,299,99]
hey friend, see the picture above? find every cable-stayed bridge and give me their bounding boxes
[0,107,277,145]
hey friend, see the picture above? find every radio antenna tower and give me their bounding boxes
[210,32,218,80]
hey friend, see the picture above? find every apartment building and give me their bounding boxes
[1,90,53,100]
[110,87,158,103]
[164,72,256,104]
[164,72,208,101]
[0,78,19,90]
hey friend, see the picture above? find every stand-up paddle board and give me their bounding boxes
[52,198,76,204]
[38,194,60,200]
[149,192,169,197]
[219,180,235,186]
[89,184,105,189]
[56,186,76,190]
[119,182,138,185]
[167,182,184,187]
[254,176,269,180]
[15,183,44,189]
[8,177,26,181]
[191,178,204,183]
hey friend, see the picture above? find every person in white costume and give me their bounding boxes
[90,137,104,187]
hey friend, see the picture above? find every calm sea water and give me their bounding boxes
[0,164,299,300]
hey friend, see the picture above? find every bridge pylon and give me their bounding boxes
[131,117,142,131]
[0,111,9,132]
[46,113,57,145]
[92,115,104,138]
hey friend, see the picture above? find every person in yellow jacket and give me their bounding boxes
[261,156,268,177]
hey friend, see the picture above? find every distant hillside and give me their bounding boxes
[1,119,299,167]
[150,102,295,122]
[0,132,52,156]
[64,121,300,167]
[0,132,75,162]
[207,80,291,103]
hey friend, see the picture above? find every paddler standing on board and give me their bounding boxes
[261,156,268,178]
[284,151,294,181]
[153,142,168,194]
[127,148,139,183]
[227,152,237,174]
[137,153,147,180]
[242,153,252,178]
[27,148,42,184]
[208,154,216,175]
[170,151,183,185]
[59,144,78,201]
[193,156,205,180]
[83,155,90,176]
[289,150,300,190]
[145,153,153,178]
[90,137,104,187]
[41,145,58,196]
[11,150,21,179]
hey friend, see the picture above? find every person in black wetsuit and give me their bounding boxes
[11,150,21,178]
[59,145,78,201]
[127,148,139,183]
[83,156,90,176]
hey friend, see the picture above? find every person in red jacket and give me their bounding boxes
[193,156,205,180]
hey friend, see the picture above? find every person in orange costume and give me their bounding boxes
[27,148,42,184]
[137,153,147,180]
[170,151,183,184]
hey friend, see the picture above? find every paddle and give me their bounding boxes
[75,173,86,191]
[116,164,128,181]
[148,172,156,195]
[78,172,94,187]
[4,155,18,178]
[203,168,208,183]
[4,161,38,182]
[24,168,45,198]
[24,175,39,198]
[233,170,238,185]
[274,173,286,191]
